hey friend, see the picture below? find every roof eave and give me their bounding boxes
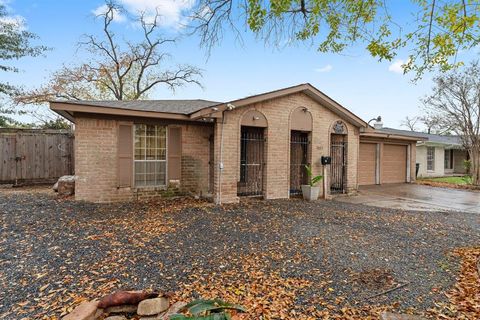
[50,101,192,121]
[360,131,428,141]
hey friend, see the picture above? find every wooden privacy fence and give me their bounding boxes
[0,128,74,184]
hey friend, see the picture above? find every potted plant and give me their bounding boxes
[301,165,323,201]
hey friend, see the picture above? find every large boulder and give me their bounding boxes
[56,175,76,196]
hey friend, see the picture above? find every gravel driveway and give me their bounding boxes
[0,187,478,319]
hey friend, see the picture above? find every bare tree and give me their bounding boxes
[418,114,452,135]
[423,61,480,185]
[16,1,201,104]
[400,116,420,131]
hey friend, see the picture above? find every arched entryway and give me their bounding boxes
[289,107,313,195]
[237,110,267,197]
[330,120,348,194]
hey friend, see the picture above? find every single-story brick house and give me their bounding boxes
[50,83,424,203]
[376,127,468,177]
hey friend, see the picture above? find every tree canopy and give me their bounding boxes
[191,0,480,78]
[0,4,47,96]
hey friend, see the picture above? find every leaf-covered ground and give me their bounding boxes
[0,187,478,319]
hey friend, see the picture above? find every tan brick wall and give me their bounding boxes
[213,92,360,203]
[75,116,213,203]
[75,117,132,202]
[180,124,213,196]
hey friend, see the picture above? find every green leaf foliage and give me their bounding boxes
[305,165,323,186]
[193,0,480,79]
[169,299,246,320]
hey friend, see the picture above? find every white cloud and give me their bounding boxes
[92,4,126,22]
[388,59,408,74]
[0,1,27,30]
[119,0,196,28]
[314,64,333,73]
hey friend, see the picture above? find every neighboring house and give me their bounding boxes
[377,127,468,178]
[50,83,423,203]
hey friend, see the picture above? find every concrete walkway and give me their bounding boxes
[337,183,480,213]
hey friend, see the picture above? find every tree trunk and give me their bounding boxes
[469,147,480,185]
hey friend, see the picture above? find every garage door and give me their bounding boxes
[359,143,376,185]
[382,144,407,183]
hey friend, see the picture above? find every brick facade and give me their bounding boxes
[73,91,416,204]
[213,92,360,203]
[74,117,212,202]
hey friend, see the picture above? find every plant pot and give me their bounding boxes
[301,185,320,201]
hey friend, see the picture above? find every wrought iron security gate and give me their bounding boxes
[330,134,347,194]
[237,127,265,196]
[290,131,309,195]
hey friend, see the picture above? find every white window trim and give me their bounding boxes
[133,124,168,188]
[427,146,435,172]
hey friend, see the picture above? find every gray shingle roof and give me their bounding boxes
[379,127,462,146]
[61,99,221,115]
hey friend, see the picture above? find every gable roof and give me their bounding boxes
[50,83,367,127]
[378,127,463,147]
[189,83,368,127]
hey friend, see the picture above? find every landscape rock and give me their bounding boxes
[57,175,76,196]
[161,301,187,320]
[52,181,58,191]
[62,300,99,320]
[380,312,426,320]
[98,290,157,309]
[139,314,165,320]
[105,316,127,320]
[105,304,137,314]
[137,297,169,316]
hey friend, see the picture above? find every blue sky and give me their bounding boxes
[2,0,478,128]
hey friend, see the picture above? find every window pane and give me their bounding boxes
[146,125,156,137]
[134,124,167,187]
[427,147,435,171]
[135,162,146,186]
[156,162,166,185]
[135,124,145,137]
[156,148,166,160]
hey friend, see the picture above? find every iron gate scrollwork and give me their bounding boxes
[290,131,309,195]
[330,134,347,194]
[238,127,265,196]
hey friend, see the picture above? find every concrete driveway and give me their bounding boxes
[337,183,480,213]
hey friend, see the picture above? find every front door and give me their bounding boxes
[330,134,347,194]
[237,127,264,196]
[290,131,309,195]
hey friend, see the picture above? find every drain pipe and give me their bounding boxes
[217,103,236,204]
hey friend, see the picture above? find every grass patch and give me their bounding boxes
[421,176,469,185]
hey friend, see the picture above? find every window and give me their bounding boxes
[427,147,435,171]
[444,149,454,170]
[134,124,167,187]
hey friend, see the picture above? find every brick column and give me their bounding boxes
[213,117,240,204]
